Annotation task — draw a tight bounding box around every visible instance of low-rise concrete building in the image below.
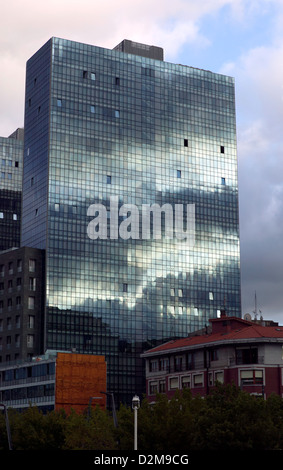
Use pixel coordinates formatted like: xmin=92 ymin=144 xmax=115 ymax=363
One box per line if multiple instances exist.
xmin=142 ymin=312 xmax=283 ymax=400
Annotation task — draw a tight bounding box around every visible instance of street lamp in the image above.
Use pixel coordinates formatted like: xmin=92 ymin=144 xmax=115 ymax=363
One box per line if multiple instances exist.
xmin=100 ymin=391 xmax=118 ymax=428
xmin=132 ymin=395 xmax=140 ymax=451
xmin=0 ymin=404 xmax=12 ymax=450
xmin=87 ymin=396 xmax=102 ymax=419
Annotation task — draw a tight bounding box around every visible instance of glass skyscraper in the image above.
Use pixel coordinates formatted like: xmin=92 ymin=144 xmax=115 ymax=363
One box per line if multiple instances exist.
xmin=21 ymin=38 xmax=241 ymax=404
xmin=0 ymin=129 xmax=23 ymax=252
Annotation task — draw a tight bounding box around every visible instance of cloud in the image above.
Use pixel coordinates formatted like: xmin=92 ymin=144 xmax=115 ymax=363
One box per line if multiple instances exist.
xmin=221 ymin=31 xmax=283 ymax=319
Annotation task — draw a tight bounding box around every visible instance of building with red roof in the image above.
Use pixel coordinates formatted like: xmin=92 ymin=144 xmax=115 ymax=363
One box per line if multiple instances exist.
xmin=141 ymin=311 xmax=283 ymax=400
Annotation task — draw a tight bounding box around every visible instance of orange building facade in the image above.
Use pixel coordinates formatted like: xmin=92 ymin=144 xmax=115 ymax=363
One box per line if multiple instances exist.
xmin=55 ymin=352 xmax=107 ymax=413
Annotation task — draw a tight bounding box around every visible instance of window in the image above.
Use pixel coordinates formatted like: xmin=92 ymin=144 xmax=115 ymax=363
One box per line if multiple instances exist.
xmin=0 ymin=212 xmax=3 ymax=219
xmin=181 ymin=376 xmax=191 ymax=388
xmin=13 ymin=214 xmax=17 ymax=221
xmin=174 ymin=356 xmax=183 ymax=372
xmin=83 ymin=70 xmax=96 ymax=80
xmin=236 ymin=348 xmax=258 ymax=365
xmin=193 ymin=373 xmax=203 ymax=387
xmin=29 ymin=278 xmax=36 ymax=291
xmin=210 ymin=349 xmax=218 ymax=361
xmin=169 ymin=377 xmax=179 ymax=390
xmin=115 ymin=110 xmax=120 ymax=118
xmin=159 ymin=358 xmax=169 ymax=371
xmin=159 ymin=380 xmax=166 ymax=393
xmin=123 ymin=283 xmax=128 ymax=293
xmin=57 ymin=99 xmax=62 ymax=107
xmin=107 ymin=175 xmax=112 ymax=184
xmin=149 ymin=360 xmax=158 ymax=372
xmin=177 ymin=169 xmax=181 ymax=178
xmin=221 ymin=177 xmax=226 ymax=185
xmin=90 ymin=105 xmax=95 ymax=114
xmin=28 ymin=316 xmax=35 ymax=329
xmin=17 ymin=259 xmax=22 ymax=271
xmin=54 ymin=203 xmax=60 ymax=212
xmin=30 ymin=177 xmax=34 ymax=186
xmin=28 ymin=296 xmax=35 ymax=310
xmin=220 ymin=145 xmax=225 ymax=153
xmin=240 ymin=369 xmax=263 ymax=385
xmin=29 ymin=259 xmax=36 ymax=272
xmin=184 ymin=139 xmax=188 ymax=147
xmin=149 ymin=381 xmax=158 ymax=395
xmin=215 ymin=371 xmax=224 ymax=384
xmin=209 ymin=291 xmax=214 ymax=300
xmin=27 ymin=335 xmax=34 ymax=348
xmin=15 ymin=161 xmax=19 ymax=168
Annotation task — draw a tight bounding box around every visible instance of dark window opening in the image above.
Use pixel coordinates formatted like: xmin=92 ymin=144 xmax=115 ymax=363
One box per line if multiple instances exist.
xmin=220 ymin=145 xmax=225 ymax=153
xmin=236 ymin=348 xmax=258 ymax=365
xmin=184 ymin=139 xmax=188 ymax=147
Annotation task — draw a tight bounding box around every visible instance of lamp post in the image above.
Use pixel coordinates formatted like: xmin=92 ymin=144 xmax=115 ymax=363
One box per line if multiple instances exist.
xmin=0 ymin=404 xmax=12 ymax=450
xmin=100 ymin=391 xmax=118 ymax=428
xmin=87 ymin=396 xmax=102 ymax=419
xmin=132 ymin=395 xmax=140 ymax=451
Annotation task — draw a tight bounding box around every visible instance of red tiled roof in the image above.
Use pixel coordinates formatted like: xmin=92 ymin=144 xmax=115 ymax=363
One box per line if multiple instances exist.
xmin=143 ymin=323 xmax=283 ymax=355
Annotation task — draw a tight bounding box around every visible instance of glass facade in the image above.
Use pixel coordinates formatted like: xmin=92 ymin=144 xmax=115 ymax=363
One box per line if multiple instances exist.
xmin=0 ymin=131 xmax=23 ymax=251
xmin=21 ymin=38 xmax=241 ymax=404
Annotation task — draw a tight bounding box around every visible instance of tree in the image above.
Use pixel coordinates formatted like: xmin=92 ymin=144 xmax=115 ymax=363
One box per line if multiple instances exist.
xmin=63 ymin=406 xmax=118 ymax=450
xmin=8 ymin=406 xmax=66 ymax=450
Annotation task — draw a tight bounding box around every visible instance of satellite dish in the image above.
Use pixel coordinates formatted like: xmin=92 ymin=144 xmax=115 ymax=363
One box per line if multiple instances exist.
xmin=244 ymin=313 xmax=252 ymax=321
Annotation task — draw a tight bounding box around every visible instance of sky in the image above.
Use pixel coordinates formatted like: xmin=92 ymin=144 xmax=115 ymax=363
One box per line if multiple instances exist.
xmin=1 ymin=0 xmax=283 ymax=323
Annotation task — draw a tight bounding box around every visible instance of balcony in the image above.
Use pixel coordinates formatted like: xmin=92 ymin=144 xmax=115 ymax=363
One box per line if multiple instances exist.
xmin=228 ymin=356 xmax=264 ymax=366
